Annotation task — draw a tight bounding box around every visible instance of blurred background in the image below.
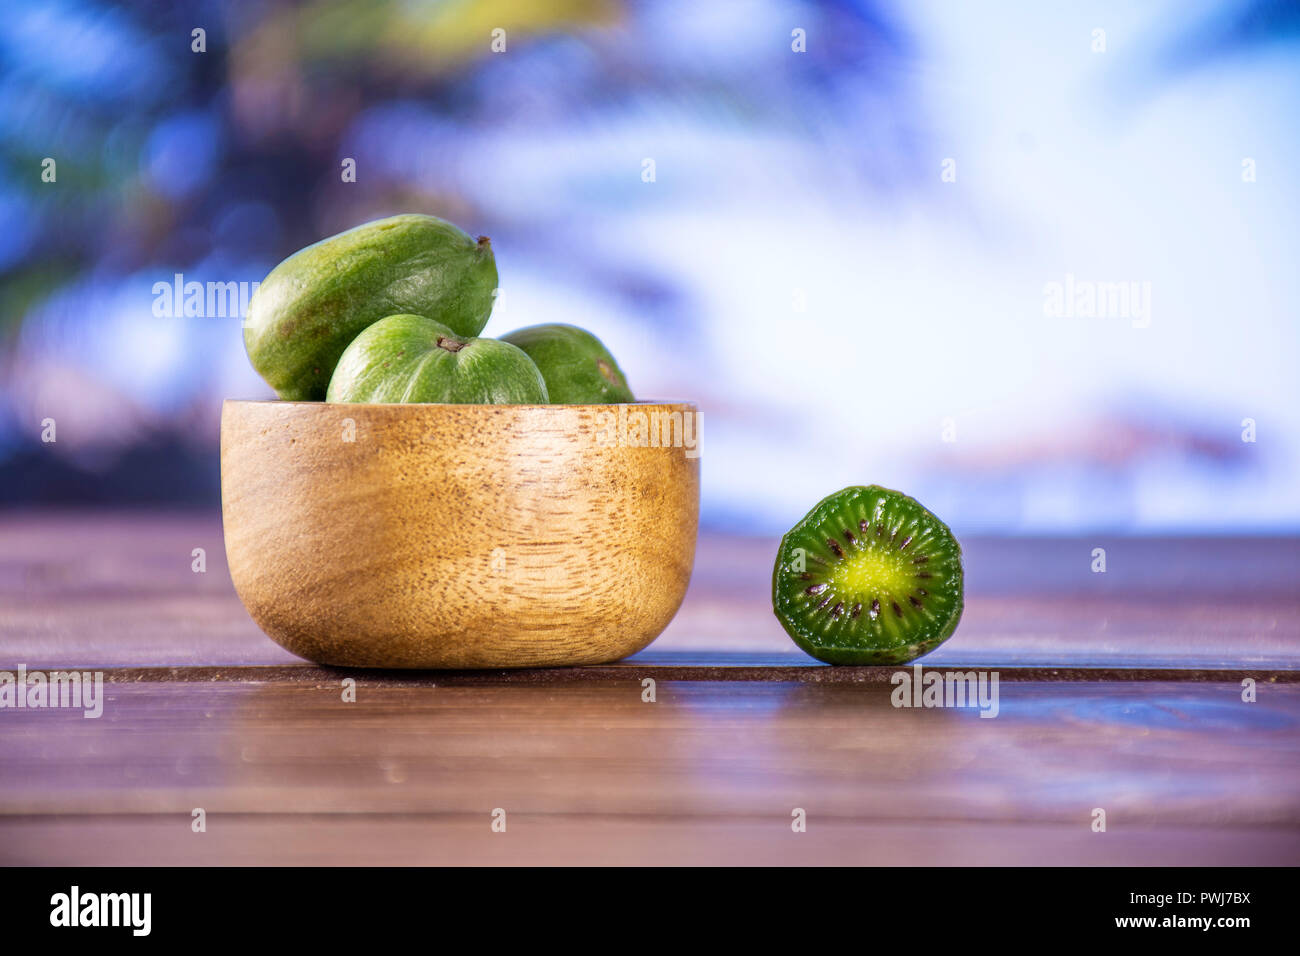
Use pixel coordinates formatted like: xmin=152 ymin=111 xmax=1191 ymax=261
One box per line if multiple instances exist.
xmin=1 ymin=0 xmax=1297 ymax=535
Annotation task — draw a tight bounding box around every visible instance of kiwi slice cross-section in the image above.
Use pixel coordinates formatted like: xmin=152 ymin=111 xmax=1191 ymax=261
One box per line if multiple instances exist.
xmin=772 ymin=485 xmax=964 ymax=665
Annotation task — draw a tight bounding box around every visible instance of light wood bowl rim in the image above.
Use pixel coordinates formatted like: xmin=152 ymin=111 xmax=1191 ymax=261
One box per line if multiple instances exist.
xmin=224 ymin=398 xmax=698 ymax=409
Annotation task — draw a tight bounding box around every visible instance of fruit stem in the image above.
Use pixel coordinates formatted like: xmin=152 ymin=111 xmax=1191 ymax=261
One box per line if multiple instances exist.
xmin=436 ymin=336 xmax=466 ymax=353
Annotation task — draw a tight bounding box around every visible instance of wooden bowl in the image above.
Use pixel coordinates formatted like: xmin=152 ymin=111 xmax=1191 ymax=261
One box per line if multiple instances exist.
xmin=220 ymin=399 xmax=700 ymax=668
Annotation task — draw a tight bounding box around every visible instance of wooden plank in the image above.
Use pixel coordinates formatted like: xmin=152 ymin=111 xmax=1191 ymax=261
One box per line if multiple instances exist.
xmin=2 ymin=515 xmax=1298 ymax=867
xmin=93 ymin=662 xmax=1300 ymax=684
xmin=1 ymin=682 xmax=1295 ymax=823
xmin=4 ymin=816 xmax=1295 ymax=866
xmin=2 ymin=514 xmax=1298 ymax=670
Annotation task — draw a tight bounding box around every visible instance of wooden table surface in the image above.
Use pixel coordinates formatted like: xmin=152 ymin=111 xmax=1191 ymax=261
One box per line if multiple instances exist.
xmin=1 ymin=513 xmax=1297 ymax=865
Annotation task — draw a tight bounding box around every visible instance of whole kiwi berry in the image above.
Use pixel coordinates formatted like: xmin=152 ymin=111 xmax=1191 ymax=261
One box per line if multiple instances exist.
xmin=244 ymin=214 xmax=499 ymax=401
xmin=499 ymin=323 xmax=634 ymax=404
xmin=326 ymin=314 xmax=548 ymax=405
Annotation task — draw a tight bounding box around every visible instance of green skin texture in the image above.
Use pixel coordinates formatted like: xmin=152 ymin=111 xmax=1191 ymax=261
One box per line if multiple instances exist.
xmin=245 ymin=214 xmax=499 ymax=401
xmin=326 ymin=314 xmax=548 ymax=405
xmin=772 ymin=485 xmax=964 ymax=665
xmin=499 ymin=323 xmax=634 ymax=404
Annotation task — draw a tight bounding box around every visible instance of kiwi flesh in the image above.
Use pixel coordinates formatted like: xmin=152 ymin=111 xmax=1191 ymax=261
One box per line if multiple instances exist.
xmin=772 ymin=485 xmax=963 ymax=665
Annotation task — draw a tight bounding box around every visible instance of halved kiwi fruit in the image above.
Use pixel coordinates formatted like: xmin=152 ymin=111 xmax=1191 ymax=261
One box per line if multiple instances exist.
xmin=772 ymin=486 xmax=963 ymax=665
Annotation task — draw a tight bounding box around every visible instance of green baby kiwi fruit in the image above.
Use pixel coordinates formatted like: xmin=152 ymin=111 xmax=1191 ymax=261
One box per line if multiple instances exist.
xmin=499 ymin=323 xmax=634 ymax=404
xmin=772 ymin=486 xmax=964 ymax=665
xmin=326 ymin=313 xmax=548 ymax=405
xmin=245 ymin=214 xmax=499 ymax=400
